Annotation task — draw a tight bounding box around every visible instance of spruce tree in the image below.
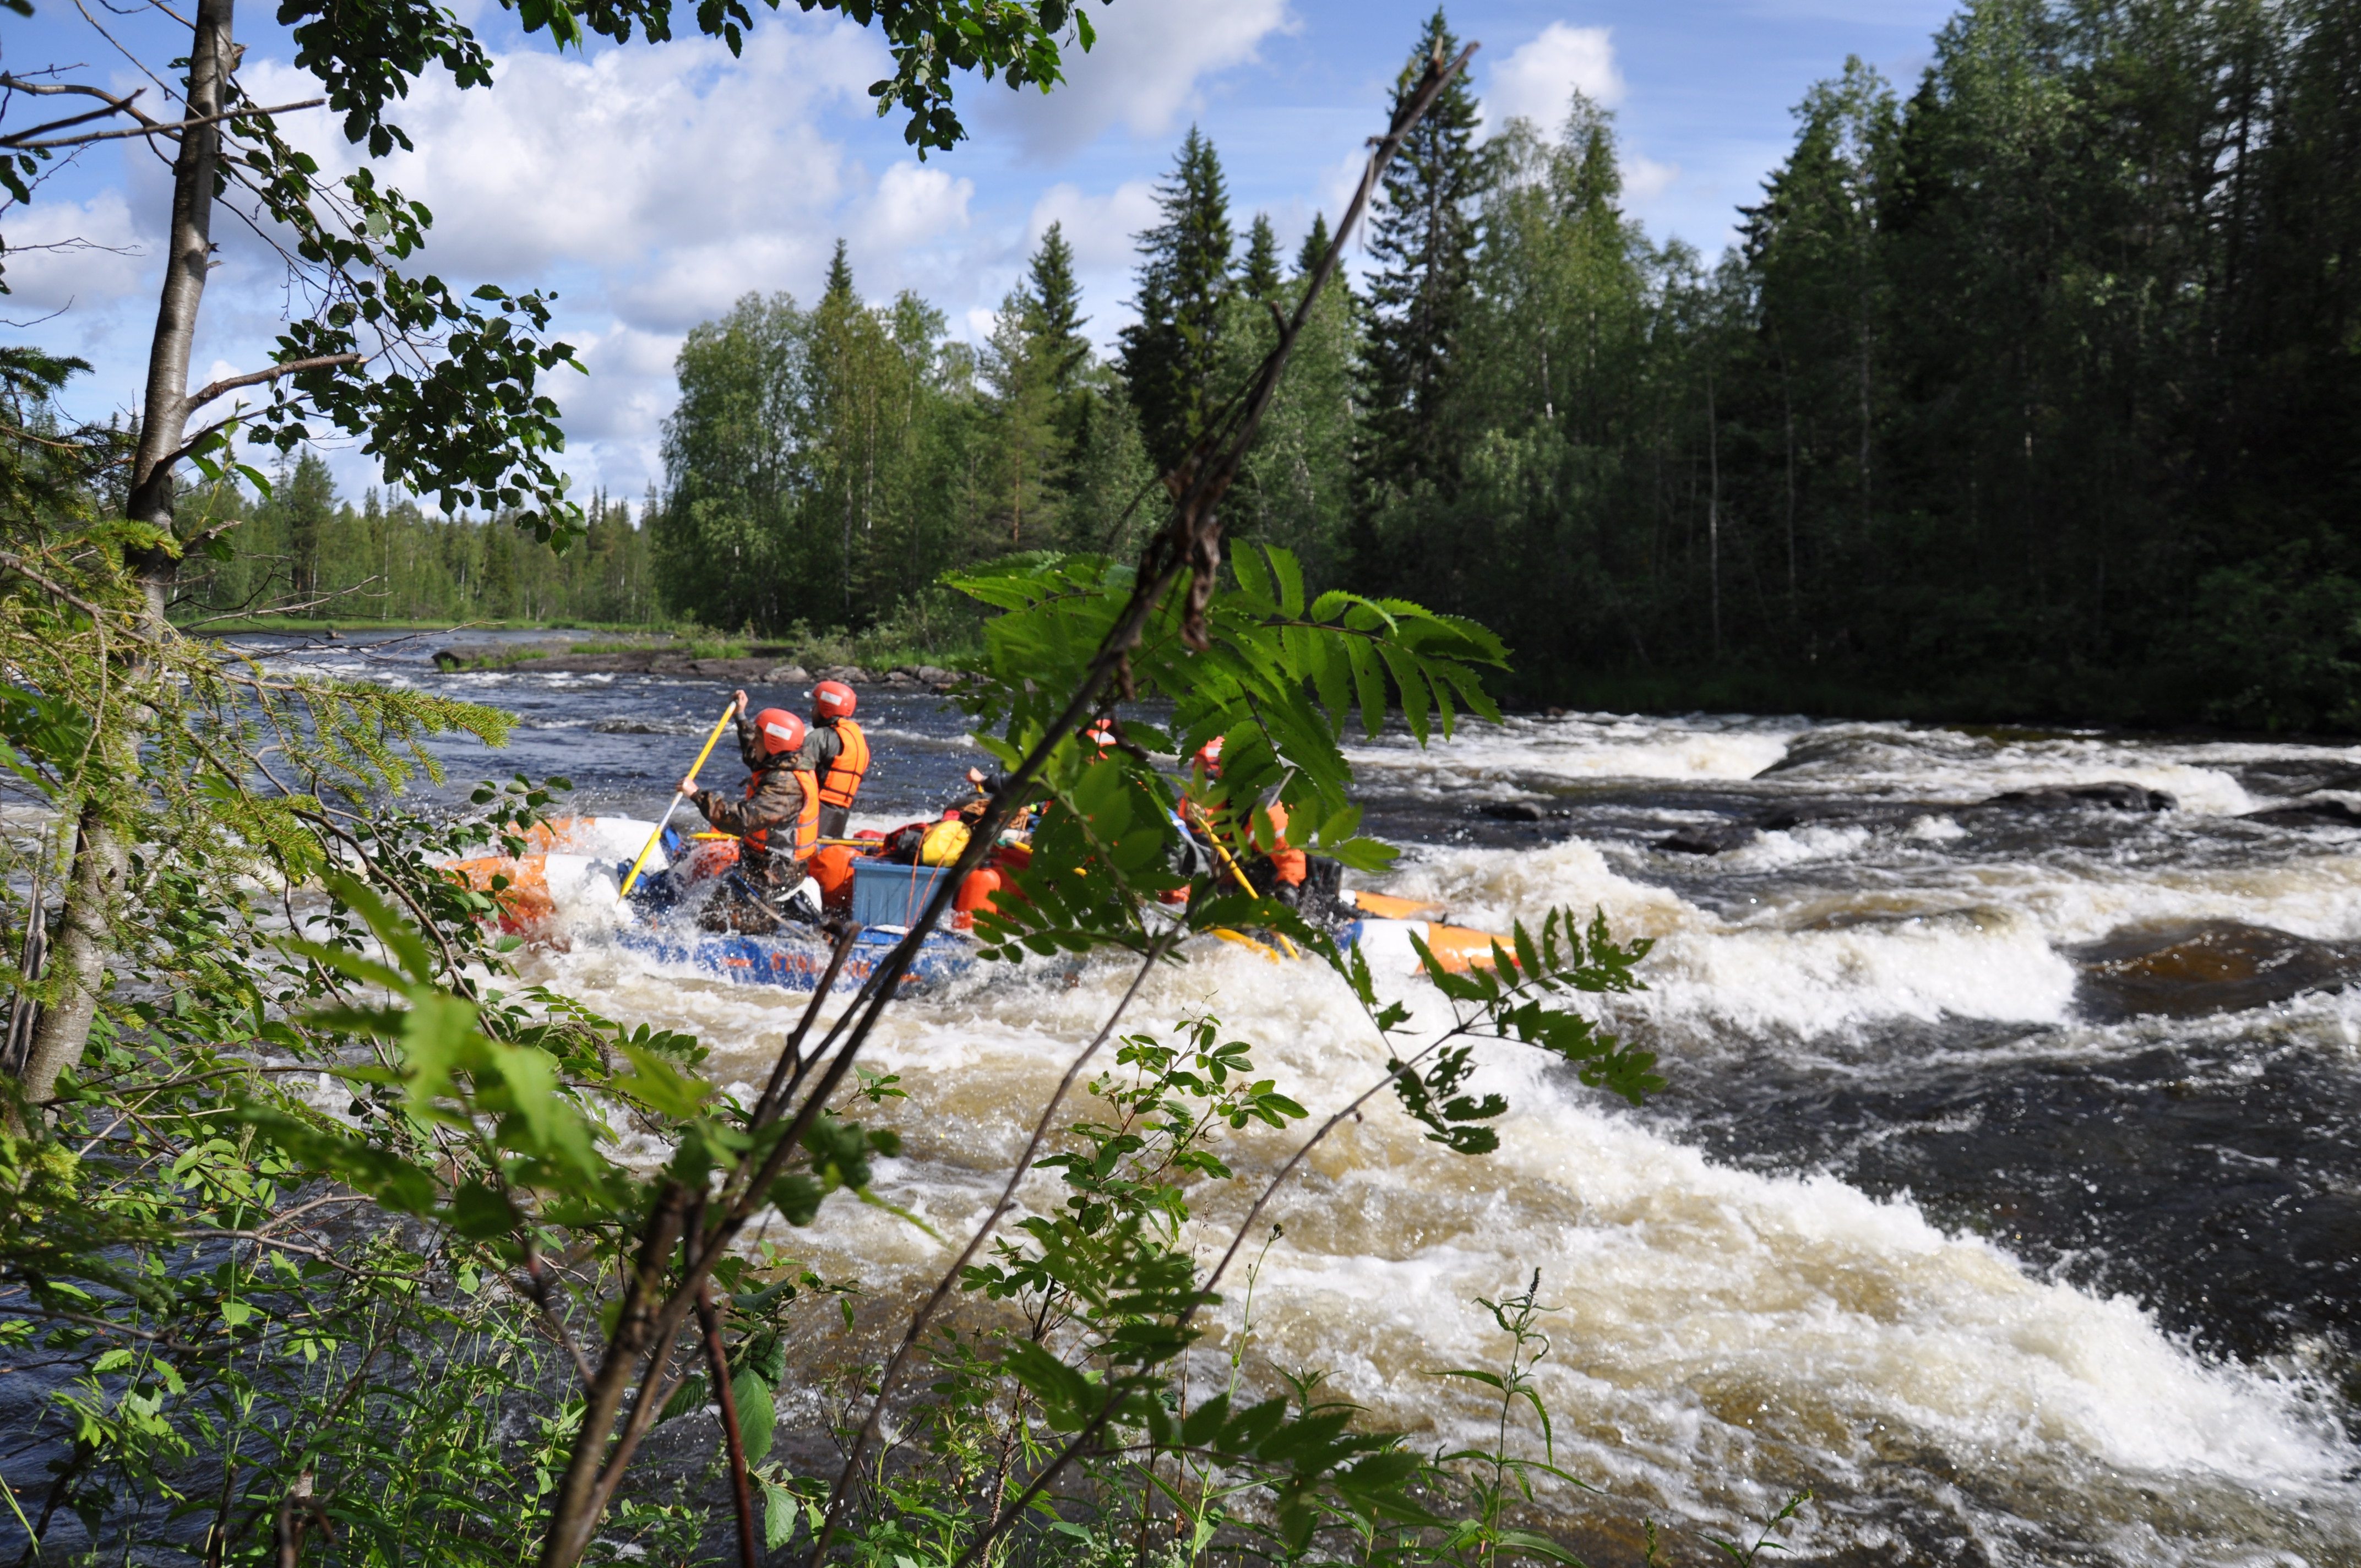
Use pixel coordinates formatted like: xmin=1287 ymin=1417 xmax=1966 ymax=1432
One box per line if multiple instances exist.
xmin=1021 ymin=221 xmax=1091 ymax=394
xmin=1241 ymin=213 xmax=1282 ymax=299
xmin=1294 ymin=213 xmax=1334 ymax=279
xmin=1120 ymin=126 xmax=1236 ymax=472
xmin=1359 ymin=7 xmax=1489 ymax=504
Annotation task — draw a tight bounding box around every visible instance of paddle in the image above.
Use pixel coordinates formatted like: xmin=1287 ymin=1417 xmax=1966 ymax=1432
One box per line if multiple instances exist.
xmin=617 ymin=699 xmax=739 ymax=902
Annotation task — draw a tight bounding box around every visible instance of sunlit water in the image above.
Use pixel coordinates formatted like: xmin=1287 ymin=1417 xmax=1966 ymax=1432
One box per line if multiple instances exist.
xmin=260 ymin=632 xmax=2361 ymax=1566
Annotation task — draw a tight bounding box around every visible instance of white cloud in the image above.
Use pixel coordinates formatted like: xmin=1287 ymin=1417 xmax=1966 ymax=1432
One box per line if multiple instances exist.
xmin=1027 ymin=178 xmax=1160 ymax=272
xmin=3 ymin=189 xmax=150 ymax=315
xmin=239 ymin=21 xmax=882 ymax=293
xmin=987 ymin=0 xmax=1293 ymax=154
xmin=858 ymin=162 xmax=975 ymax=257
xmin=1624 ymin=153 xmax=1680 ymax=201
xmin=1485 ymin=23 xmax=1625 ymax=131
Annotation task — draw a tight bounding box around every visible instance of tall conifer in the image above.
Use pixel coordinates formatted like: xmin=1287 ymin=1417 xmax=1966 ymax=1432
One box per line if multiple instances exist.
xmin=1120 ymin=126 xmax=1235 ymax=472
xmin=1359 ymin=8 xmax=1489 ymax=504
xmin=1021 ymin=221 xmax=1091 ymax=394
xmin=1241 ymin=213 xmax=1282 ymax=299
xmin=1294 ymin=213 xmax=1334 ymax=279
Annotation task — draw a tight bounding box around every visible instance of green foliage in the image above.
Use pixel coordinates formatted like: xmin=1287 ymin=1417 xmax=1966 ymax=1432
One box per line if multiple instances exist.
xmin=952 ymin=543 xmax=1504 ymax=954
xmin=1381 ymin=906 xmax=1663 ymax=1145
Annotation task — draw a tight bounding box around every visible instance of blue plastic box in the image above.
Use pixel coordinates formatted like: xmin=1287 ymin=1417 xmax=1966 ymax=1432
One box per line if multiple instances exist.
xmin=850 ymin=861 xmax=953 ymax=929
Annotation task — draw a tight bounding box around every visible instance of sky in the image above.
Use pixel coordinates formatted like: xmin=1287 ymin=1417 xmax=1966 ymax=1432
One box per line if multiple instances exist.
xmin=6 ymin=0 xmax=1959 ymax=507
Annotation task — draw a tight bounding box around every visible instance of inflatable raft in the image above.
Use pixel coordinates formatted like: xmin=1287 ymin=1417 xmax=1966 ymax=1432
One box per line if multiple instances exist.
xmin=615 ymin=923 xmax=978 ymax=992
xmin=442 ymin=817 xmax=1517 ymax=994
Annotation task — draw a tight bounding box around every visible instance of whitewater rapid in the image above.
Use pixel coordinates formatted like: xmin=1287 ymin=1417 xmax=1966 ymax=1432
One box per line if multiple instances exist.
xmin=258 ymin=633 xmax=2357 ymax=1566
xmin=498 ymin=704 xmax=2361 ymax=1567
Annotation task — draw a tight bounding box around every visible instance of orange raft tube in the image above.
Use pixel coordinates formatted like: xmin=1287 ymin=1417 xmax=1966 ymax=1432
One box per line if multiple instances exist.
xmin=1335 ymin=889 xmax=1515 ymax=975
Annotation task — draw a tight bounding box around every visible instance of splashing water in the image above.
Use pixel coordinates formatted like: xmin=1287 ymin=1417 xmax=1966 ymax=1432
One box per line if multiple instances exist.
xmin=274 ymin=635 xmax=2361 ymax=1566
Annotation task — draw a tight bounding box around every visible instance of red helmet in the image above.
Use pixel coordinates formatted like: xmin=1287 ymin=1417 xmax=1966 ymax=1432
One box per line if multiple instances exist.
xmin=812 ymin=680 xmax=856 ymax=721
xmin=1080 ymin=721 xmax=1116 ymax=756
xmin=1193 ymin=736 xmax=1225 ymax=777
xmin=754 ymin=707 xmax=806 ymax=756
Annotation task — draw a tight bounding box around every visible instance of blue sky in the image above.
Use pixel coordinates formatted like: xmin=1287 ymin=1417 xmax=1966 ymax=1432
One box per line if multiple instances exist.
xmin=6 ymin=0 xmax=1957 ymax=503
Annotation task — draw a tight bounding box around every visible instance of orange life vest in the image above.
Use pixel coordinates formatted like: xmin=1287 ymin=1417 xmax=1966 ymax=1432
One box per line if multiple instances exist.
xmin=818 ymin=718 xmax=869 ymax=812
xmin=743 ymin=767 xmax=821 ymax=864
xmin=1259 ymin=801 xmax=1307 ymax=887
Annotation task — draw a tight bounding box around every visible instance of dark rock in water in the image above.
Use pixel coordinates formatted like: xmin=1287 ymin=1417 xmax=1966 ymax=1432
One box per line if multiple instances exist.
xmin=814 ymin=663 xmax=869 ymax=684
xmin=2232 ymin=758 xmax=2361 ymax=798
xmin=2243 ymin=798 xmax=2361 ymax=828
xmin=592 ymin=718 xmax=703 ymax=736
xmin=1480 ymin=801 xmax=1547 ymax=823
xmin=2071 ymin=920 xmax=2361 ymax=1019
xmin=1657 ymin=826 xmax=1751 ymax=856
xmin=683 ymin=656 xmax=783 ymax=678
xmin=767 ymin=663 xmax=813 ymax=684
xmin=1756 ymin=800 xmax=1891 ymax=832
xmin=1983 ymin=782 xmax=2176 ymax=813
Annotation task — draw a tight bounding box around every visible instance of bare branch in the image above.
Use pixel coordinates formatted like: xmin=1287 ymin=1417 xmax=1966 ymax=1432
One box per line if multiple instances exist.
xmin=1 ymin=95 xmax=327 ymax=152
xmin=176 ymin=576 xmax=391 ymax=631
xmin=812 ymin=926 xmax=1178 ymax=1564
xmin=698 ymin=1283 xmax=760 ymax=1568
xmin=521 ymin=1239 xmax=599 ymax=1387
xmin=185 ymin=351 xmax=363 ymax=413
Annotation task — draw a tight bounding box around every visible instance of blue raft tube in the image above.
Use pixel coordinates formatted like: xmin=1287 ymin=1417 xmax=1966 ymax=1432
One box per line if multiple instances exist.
xmin=617 ymin=838 xmax=977 ymax=994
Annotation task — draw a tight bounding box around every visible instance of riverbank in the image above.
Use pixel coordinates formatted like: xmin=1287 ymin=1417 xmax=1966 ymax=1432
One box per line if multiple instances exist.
xmin=424 ymin=635 xmax=964 ymax=689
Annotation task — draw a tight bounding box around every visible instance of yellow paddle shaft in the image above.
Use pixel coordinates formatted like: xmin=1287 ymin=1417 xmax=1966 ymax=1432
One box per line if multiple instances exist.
xmin=1201 ymin=808 xmax=1301 ymax=960
xmin=617 ymin=701 xmax=738 ymax=901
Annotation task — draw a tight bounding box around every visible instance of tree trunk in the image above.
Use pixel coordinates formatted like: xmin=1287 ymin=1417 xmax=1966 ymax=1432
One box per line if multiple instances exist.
xmin=14 ymin=0 xmax=232 ymax=1117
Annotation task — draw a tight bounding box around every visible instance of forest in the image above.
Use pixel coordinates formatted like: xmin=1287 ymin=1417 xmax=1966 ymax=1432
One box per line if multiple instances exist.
xmin=181 ymin=0 xmax=2361 ymax=730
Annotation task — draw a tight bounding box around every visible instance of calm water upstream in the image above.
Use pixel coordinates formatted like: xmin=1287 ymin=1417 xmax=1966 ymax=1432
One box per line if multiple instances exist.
xmin=256 ymin=630 xmax=2361 ymax=1567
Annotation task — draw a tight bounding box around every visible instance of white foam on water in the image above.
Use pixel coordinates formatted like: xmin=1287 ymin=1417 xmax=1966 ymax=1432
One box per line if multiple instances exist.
xmin=1743 ymin=721 xmax=2282 ymax=816
xmin=1346 ymin=712 xmax=1805 ymax=796
xmin=507 ymin=934 xmax=2357 ymax=1562
xmin=1720 ymin=822 xmax=1874 ymax=870
xmin=1372 ymin=837 xmax=2079 ymax=1032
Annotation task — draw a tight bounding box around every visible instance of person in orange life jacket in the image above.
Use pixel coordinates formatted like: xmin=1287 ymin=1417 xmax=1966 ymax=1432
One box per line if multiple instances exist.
xmin=797 ymin=679 xmax=868 ymax=839
xmin=680 ymin=690 xmax=820 ymax=886
xmin=1182 ymin=736 xmax=1308 ymax=902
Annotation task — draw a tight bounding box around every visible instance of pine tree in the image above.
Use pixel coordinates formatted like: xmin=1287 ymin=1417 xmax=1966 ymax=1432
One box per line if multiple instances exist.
xmin=1120 ymin=126 xmax=1235 ymax=473
xmin=1241 ymin=213 xmax=1282 ymax=299
xmin=1359 ymin=7 xmax=1490 ymax=505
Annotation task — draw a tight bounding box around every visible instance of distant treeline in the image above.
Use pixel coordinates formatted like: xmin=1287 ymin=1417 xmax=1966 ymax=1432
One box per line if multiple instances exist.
xmin=186 ymin=0 xmax=2361 ymax=726
xmin=178 ymin=475 xmax=656 ymax=627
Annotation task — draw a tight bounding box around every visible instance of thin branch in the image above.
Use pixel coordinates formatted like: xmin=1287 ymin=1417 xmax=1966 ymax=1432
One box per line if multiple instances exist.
xmin=2 ymin=96 xmax=326 ymax=152
xmin=521 ymin=1239 xmax=599 ymax=1386
xmin=812 ymin=926 xmax=1177 ymax=1563
xmin=0 ymin=548 xmax=122 ymax=625
xmin=698 ymin=1283 xmax=760 ymax=1568
xmin=183 ymin=351 xmax=362 ymax=414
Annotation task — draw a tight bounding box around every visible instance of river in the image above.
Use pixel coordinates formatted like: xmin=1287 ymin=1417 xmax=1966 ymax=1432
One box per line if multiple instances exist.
xmin=260 ymin=630 xmax=2361 ymax=1567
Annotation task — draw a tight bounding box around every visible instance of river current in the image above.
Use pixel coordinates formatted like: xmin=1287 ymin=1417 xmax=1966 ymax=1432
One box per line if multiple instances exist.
xmin=262 ymin=631 xmax=2361 ymax=1567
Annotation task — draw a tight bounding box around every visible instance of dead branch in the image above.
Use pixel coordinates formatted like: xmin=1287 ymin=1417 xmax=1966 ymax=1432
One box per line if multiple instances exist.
xmin=184 ymin=351 xmax=363 ymax=415
xmin=1 ymin=94 xmax=327 ymax=152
